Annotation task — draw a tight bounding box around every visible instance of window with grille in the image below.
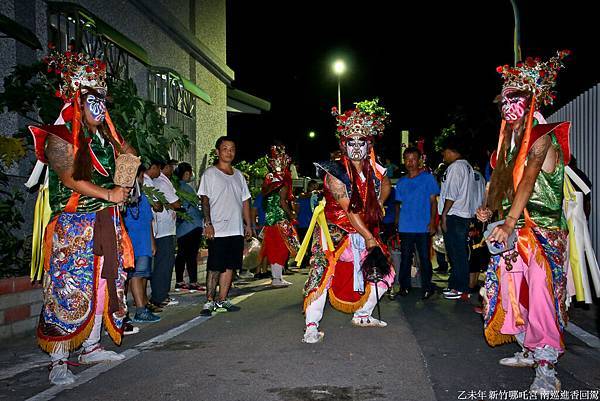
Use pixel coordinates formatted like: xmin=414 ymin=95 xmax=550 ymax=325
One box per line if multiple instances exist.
xmin=47 ymin=9 xmax=129 ymax=81
xmin=148 ymin=71 xmax=196 ymax=167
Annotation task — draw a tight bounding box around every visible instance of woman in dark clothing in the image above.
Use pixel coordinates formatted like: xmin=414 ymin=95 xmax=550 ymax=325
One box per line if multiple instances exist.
xmin=174 ymin=163 xmax=204 ymax=292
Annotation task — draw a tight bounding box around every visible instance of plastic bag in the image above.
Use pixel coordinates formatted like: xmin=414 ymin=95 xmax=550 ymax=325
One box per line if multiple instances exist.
xmin=242 ymin=237 xmax=262 ymax=269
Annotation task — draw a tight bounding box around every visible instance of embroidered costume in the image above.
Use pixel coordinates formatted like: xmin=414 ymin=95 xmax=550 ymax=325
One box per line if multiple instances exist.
xmin=483 ymin=50 xmax=572 ymax=392
xmin=299 ymin=99 xmax=395 ymax=343
xmin=28 ymin=48 xmax=133 ymax=384
xmin=260 ymin=145 xmax=300 ymax=286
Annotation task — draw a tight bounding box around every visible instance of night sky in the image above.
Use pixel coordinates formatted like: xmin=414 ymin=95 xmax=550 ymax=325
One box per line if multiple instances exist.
xmin=226 ymin=1 xmax=598 ymax=174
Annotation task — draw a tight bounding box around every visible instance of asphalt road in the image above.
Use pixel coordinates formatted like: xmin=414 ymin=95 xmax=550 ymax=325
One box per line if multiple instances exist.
xmin=1 ymin=270 xmax=599 ymax=401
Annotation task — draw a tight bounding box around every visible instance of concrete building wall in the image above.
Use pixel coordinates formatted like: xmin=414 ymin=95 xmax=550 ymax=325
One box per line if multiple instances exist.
xmin=195 ymin=65 xmax=227 ymax=168
xmin=159 ymin=0 xmax=190 ymax=30
xmin=196 ymin=0 xmax=227 ymax=62
xmin=194 ymin=0 xmax=228 ymax=171
xmin=0 ymin=2 xmax=18 ymax=143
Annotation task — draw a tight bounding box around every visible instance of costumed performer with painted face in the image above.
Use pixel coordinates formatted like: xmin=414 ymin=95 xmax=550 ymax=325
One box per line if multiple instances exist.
xmin=260 ymin=143 xmax=301 ymax=287
xmin=477 ymin=50 xmax=572 ymax=393
xmin=29 ymin=47 xmax=136 ymax=384
xmin=302 ymin=99 xmax=394 ymax=344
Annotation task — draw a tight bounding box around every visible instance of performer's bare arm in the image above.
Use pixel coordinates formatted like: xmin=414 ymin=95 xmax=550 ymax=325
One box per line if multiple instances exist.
xmin=262 ymin=180 xmax=279 ymax=196
xmin=46 ymin=135 xmax=129 ymax=203
xmin=326 ymin=173 xmax=377 ymax=250
xmin=201 ymin=195 xmax=214 ymax=239
xmin=119 ymin=141 xmax=137 ymax=156
xmin=476 ymin=183 xmax=492 ymax=222
xmin=488 ymin=135 xmax=553 ymax=243
xmin=279 ymin=185 xmax=295 ymax=220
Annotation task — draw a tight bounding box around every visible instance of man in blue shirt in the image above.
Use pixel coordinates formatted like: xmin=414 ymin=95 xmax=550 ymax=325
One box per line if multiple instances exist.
xmin=394 ymin=147 xmax=440 ymax=299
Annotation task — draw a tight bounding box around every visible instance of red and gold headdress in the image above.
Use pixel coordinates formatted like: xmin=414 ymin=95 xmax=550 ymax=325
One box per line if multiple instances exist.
xmin=32 ymin=47 xmax=123 ymax=181
xmin=267 ymin=144 xmax=291 ymax=175
xmin=43 ymin=45 xmax=107 ymax=102
xmin=332 ymin=98 xmax=389 ymax=139
xmin=496 ymin=50 xmax=570 ymax=108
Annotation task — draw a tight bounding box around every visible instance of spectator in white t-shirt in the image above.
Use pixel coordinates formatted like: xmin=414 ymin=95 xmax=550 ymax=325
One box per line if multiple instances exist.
xmin=149 ymin=159 xmax=181 ymax=310
xmin=198 ymin=137 xmax=252 ymax=316
xmin=438 ymin=138 xmax=482 ymax=300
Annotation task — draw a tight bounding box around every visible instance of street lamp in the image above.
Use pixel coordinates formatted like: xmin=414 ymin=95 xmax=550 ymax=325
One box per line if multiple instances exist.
xmin=308 ymin=131 xmax=316 ymax=139
xmin=332 ymin=60 xmax=346 ymax=112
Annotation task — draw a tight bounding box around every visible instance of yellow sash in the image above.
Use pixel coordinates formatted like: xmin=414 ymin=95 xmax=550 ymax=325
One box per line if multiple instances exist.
xmin=564 ymin=173 xmax=586 ymax=302
xmin=295 ymin=199 xmax=334 ymax=266
xmin=30 ymin=181 xmax=51 ymax=281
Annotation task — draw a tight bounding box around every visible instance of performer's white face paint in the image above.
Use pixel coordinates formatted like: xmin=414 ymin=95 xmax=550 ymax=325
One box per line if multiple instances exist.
xmin=501 ymin=95 xmax=527 ymax=122
xmin=346 ymin=138 xmax=368 ymax=161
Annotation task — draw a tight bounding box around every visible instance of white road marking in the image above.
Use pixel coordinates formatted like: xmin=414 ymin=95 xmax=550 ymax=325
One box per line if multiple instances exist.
xmin=565 ymin=322 xmax=600 ymax=349
xmin=0 ymin=358 xmax=50 ymax=381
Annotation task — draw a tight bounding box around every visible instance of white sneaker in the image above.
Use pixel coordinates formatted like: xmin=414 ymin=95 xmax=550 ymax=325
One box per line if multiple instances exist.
xmin=351 ymin=316 xmax=388 ymax=327
xmin=78 ymin=346 xmax=125 ymax=364
xmin=49 ymin=361 xmax=76 ymax=385
xmin=162 ymin=298 xmax=179 ymax=307
xmin=302 ymin=327 xmax=324 ymax=344
xmin=499 ymin=350 xmax=534 ymax=367
xmin=271 ymin=278 xmax=291 ymax=287
xmin=442 ymin=288 xmax=454 ymax=296
xmin=238 ymin=270 xmax=255 ymax=279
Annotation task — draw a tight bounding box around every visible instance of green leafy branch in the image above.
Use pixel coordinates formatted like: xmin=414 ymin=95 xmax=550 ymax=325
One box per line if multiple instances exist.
xmin=355 ymin=98 xmax=388 ymax=118
xmin=434 ymin=123 xmax=457 ymax=152
xmin=235 ymin=156 xmax=269 ymax=198
xmin=141 ymin=184 xmax=195 ymax=223
xmin=108 ymin=78 xmax=189 ymax=166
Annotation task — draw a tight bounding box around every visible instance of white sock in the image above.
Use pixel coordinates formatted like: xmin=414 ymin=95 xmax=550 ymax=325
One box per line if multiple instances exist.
xmin=305 ymin=290 xmax=327 ymax=328
xmin=82 ymin=315 xmax=103 ymax=352
xmin=353 ymin=284 xmax=383 ymax=318
xmin=272 ymin=264 xmax=283 ymax=280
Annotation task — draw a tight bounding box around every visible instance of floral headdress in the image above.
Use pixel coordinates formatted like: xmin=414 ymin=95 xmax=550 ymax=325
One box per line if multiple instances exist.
xmin=43 ymin=45 xmax=107 ymax=102
xmin=496 ymin=50 xmax=570 ymax=108
xmin=331 ymin=98 xmax=389 ymax=139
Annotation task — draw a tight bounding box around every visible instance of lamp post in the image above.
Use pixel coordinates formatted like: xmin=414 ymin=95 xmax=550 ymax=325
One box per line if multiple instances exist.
xmin=308 ymin=131 xmax=316 ymax=139
xmin=332 ymin=60 xmax=346 ymax=112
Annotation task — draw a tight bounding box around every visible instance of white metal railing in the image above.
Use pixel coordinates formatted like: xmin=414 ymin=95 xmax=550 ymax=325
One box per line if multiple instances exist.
xmin=548 ymin=83 xmax=600 ymax=257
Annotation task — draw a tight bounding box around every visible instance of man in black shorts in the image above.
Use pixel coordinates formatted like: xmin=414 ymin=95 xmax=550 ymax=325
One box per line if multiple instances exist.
xmin=198 ymin=137 xmax=253 ymax=315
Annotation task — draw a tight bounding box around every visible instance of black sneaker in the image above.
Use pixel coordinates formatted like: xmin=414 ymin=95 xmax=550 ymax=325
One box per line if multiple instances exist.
xmin=123 ymin=321 xmax=140 ymax=335
xmin=146 ymin=302 xmax=163 ymax=313
xmin=200 ymin=300 xmax=215 ymax=316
